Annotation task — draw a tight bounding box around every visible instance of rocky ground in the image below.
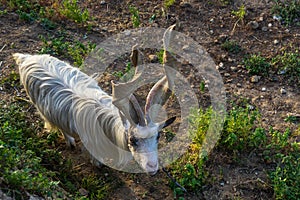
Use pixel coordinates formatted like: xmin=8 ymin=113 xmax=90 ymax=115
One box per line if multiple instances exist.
xmin=0 ymin=0 xmax=299 ymax=199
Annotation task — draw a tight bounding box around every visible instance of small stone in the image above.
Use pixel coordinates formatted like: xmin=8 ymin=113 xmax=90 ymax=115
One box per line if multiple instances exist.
xmin=262 ymin=87 xmax=266 ymax=92
xmin=148 ymin=54 xmax=158 ymax=62
xmin=180 ymin=2 xmax=192 ymax=8
xmin=262 ymin=26 xmax=268 ymax=32
xmin=210 ymin=30 xmax=214 ymax=34
xmin=210 ymin=18 xmax=214 ymax=22
xmin=273 ymin=39 xmax=279 ymax=45
xmin=247 ymin=21 xmax=259 ymax=29
xmin=124 ymin=30 xmax=131 ymax=36
xmin=220 ymin=182 xmax=225 ymax=186
xmin=237 ymin=83 xmax=242 ymax=87
xmin=79 ymin=188 xmax=89 ymax=196
xmin=280 ymin=88 xmax=287 ymax=94
xmin=224 ymin=73 xmax=230 ymax=77
xmin=230 ymin=66 xmax=238 ymax=71
xmin=250 ymin=75 xmax=260 ymax=83
xmin=219 ymin=62 xmax=224 ymax=68
xmin=100 ymin=0 xmax=106 ymax=5
xmin=268 ymin=23 xmax=272 ymax=27
xmin=273 ymin=15 xmax=282 ymax=21
xmin=258 ymin=16 xmax=264 ymax=22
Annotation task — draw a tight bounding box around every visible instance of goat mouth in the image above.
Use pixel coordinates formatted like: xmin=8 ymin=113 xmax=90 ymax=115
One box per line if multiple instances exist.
xmin=147 ymin=170 xmax=158 ymax=176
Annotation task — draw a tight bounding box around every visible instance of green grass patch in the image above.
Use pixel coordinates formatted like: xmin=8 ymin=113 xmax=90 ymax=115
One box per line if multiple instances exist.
xmin=243 ymin=54 xmax=270 ymax=75
xmin=221 ymin=39 xmax=242 ymax=54
xmin=0 ymin=100 xmax=112 ymax=199
xmin=272 ymin=0 xmax=300 ymax=26
xmin=129 ymin=5 xmax=140 ymax=28
xmin=39 ymin=33 xmax=96 ymax=67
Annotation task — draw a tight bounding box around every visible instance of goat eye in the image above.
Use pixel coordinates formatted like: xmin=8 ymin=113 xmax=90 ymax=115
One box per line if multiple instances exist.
xmin=129 ymin=137 xmax=138 ymax=146
xmin=157 ymin=132 xmax=161 ymax=140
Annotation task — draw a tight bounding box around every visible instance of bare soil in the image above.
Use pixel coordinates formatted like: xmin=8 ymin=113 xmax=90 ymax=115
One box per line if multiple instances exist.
xmin=0 ymin=0 xmax=299 ymax=199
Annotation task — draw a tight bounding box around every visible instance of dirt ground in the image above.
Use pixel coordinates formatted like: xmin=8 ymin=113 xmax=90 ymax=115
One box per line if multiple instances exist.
xmin=0 ymin=0 xmax=299 ymax=199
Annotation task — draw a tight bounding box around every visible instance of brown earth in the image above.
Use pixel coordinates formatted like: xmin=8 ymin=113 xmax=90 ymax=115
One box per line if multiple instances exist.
xmin=0 ymin=0 xmax=299 ymax=199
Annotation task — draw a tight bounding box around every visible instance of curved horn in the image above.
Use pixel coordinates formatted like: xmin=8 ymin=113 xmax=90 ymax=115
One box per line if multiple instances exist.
xmin=112 ymin=45 xmax=146 ymax=126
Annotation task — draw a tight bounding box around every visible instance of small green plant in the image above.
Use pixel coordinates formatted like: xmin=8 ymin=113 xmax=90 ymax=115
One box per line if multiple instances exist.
xmin=113 ymin=62 xmax=132 ymax=78
xmin=221 ymin=39 xmax=242 ymax=54
xmin=60 ymin=0 xmax=90 ymax=24
xmin=156 ymin=49 xmax=165 ymax=64
xmin=232 ymin=5 xmax=246 ymax=20
xmin=0 ymin=9 xmax=8 ymax=16
xmin=129 ymin=6 xmax=140 ymax=28
xmin=272 ymin=50 xmax=300 ymax=84
xmin=39 ymin=34 xmax=95 ymax=67
xmin=267 ymin=127 xmax=291 ymax=150
xmin=231 ymin=5 xmax=246 ymax=34
xmin=164 ymin=0 xmax=176 ymax=9
xmin=272 ymin=0 xmax=300 ymax=26
xmin=243 ymin=54 xmax=270 ymax=75
xmin=169 ymin=107 xmax=212 ymax=197
xmin=221 ymin=105 xmax=260 ymax=151
xmin=199 ymin=81 xmax=205 ymax=93
xmin=270 ymin=151 xmax=300 ymax=200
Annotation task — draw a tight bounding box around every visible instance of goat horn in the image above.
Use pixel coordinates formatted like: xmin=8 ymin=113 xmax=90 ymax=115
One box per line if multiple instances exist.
xmin=112 ymin=45 xmax=146 ymax=126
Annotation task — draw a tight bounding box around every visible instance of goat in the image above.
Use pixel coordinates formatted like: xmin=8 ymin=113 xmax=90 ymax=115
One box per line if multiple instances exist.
xmin=13 ymin=28 xmax=176 ymax=175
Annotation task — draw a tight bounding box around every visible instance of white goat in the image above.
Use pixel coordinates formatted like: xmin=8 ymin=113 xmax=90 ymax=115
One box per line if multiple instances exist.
xmin=13 ymin=42 xmax=175 ymax=174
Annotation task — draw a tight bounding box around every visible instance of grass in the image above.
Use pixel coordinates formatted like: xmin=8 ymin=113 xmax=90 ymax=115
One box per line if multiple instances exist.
xmin=221 ymin=39 xmax=242 ymax=54
xmin=0 ymin=99 xmax=112 ymax=199
xmin=243 ymin=54 xmax=270 ymax=75
xmin=272 ymin=49 xmax=300 ymax=84
xmin=2 ymin=0 xmax=92 ymax=27
xmin=39 ymin=33 xmax=96 ymax=67
xmin=129 ymin=5 xmax=140 ymax=28
xmin=169 ymin=102 xmax=299 ymax=199
xmin=272 ymin=0 xmax=300 ymax=26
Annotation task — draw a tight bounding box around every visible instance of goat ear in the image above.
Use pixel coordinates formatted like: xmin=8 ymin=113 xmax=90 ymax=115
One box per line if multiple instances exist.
xmin=158 ymin=116 xmax=176 ymax=129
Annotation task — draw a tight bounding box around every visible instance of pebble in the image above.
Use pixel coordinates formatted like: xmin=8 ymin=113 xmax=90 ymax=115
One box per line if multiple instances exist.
xmin=262 ymin=26 xmax=268 ymax=32
xmin=250 ymin=75 xmax=261 ymax=83
xmin=247 ymin=21 xmax=259 ymax=29
xmin=237 ymin=83 xmax=242 ymax=87
xmin=280 ymin=88 xmax=287 ymax=94
xmin=230 ymin=66 xmax=238 ymax=71
xmin=100 ymin=0 xmax=106 ymax=5
xmin=273 ymin=39 xmax=279 ymax=45
xmin=180 ymin=1 xmax=192 ymax=8
xmin=268 ymin=23 xmax=272 ymax=27
xmin=124 ymin=30 xmax=131 ymax=36
xmin=224 ymin=73 xmax=230 ymax=77
xmin=262 ymin=87 xmax=266 ymax=92
xmin=220 ymin=182 xmax=225 ymax=186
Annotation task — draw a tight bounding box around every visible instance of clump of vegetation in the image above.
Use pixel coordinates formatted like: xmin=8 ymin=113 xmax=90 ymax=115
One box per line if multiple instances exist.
xmin=231 ymin=4 xmax=246 ymax=34
xmin=272 ymin=50 xmax=300 ymax=84
xmin=221 ymin=39 xmax=242 ymax=54
xmin=272 ymin=0 xmax=300 ymax=26
xmin=164 ymin=0 xmax=176 ymax=9
xmin=129 ymin=5 xmax=140 ymax=28
xmin=0 ymin=100 xmax=112 ymax=199
xmin=60 ymin=0 xmax=91 ymax=24
xmin=243 ymin=54 xmax=271 ymax=75
xmin=113 ymin=62 xmax=132 ymax=78
xmin=2 ymin=0 xmax=92 ymax=27
xmin=39 ymin=33 xmax=95 ymax=67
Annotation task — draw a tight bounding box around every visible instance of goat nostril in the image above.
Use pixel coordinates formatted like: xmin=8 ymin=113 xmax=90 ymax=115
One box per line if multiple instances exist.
xmin=147 ymin=163 xmax=158 ymax=168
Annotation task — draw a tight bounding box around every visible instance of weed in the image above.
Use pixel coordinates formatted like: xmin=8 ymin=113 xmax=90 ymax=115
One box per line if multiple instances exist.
xmin=221 ymin=104 xmax=260 ymax=151
xmin=113 ymin=62 xmax=132 ymax=78
xmin=199 ymin=81 xmax=205 ymax=93
xmin=272 ymin=0 xmax=300 ymax=26
xmin=221 ymin=39 xmax=242 ymax=54
xmin=219 ymin=0 xmax=233 ymax=5
xmin=243 ymin=54 xmax=270 ymax=75
xmin=270 ymin=151 xmax=300 ymax=200
xmin=60 ymin=0 xmax=90 ymax=24
xmin=267 ymin=127 xmax=291 ymax=150
xmin=39 ymin=34 xmax=95 ymax=67
xmin=129 ymin=5 xmax=140 ymax=28
xmin=231 ymin=5 xmax=246 ymax=34
xmin=232 ymin=5 xmax=246 ymax=21
xmin=156 ymin=49 xmax=165 ymax=64
xmin=164 ymin=0 xmax=176 ymax=9
xmin=272 ymin=50 xmax=300 ymax=84
xmin=0 ymin=9 xmax=8 ymax=16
